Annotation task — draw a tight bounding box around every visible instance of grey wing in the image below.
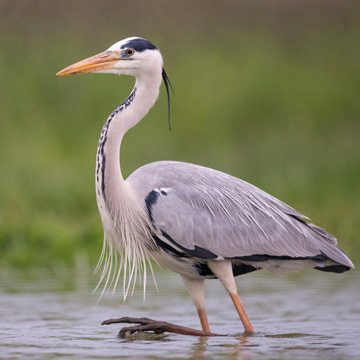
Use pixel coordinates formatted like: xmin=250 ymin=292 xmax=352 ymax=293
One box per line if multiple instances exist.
xmin=130 ymin=161 xmax=354 ymax=269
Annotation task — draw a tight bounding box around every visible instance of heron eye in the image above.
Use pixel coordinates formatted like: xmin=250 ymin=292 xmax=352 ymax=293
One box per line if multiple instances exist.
xmin=126 ymin=48 xmax=134 ymax=57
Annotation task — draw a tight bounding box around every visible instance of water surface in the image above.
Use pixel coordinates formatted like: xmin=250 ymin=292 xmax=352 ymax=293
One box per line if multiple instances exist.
xmin=1 ymin=269 xmax=359 ymax=359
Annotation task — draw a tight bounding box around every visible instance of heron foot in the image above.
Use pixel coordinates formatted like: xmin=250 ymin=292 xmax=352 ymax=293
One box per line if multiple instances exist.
xmin=101 ymin=316 xmax=223 ymax=337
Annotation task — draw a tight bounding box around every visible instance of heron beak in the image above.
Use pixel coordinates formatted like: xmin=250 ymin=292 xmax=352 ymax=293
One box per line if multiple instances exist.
xmin=56 ymin=50 xmax=121 ymax=76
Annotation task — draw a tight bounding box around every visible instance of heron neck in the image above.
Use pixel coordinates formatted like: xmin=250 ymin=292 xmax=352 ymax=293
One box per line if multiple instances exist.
xmin=96 ymin=73 xmax=162 ymax=210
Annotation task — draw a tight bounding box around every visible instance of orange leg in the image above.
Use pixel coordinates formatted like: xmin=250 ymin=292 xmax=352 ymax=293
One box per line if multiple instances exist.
xmin=230 ymin=292 xmax=254 ymax=333
xmin=196 ymin=307 xmax=211 ymax=332
xmin=181 ymin=276 xmax=212 ymax=332
xmin=208 ymin=260 xmax=255 ymax=334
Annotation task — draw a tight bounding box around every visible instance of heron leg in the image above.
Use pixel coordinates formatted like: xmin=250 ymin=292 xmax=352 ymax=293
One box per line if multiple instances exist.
xmin=208 ymin=260 xmax=255 ymax=334
xmin=229 ymin=292 xmax=254 ymax=334
xmin=181 ymin=276 xmax=211 ymax=332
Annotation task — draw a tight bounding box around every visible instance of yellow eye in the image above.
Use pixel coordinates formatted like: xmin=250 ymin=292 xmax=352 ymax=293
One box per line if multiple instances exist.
xmin=126 ymin=48 xmax=134 ymax=56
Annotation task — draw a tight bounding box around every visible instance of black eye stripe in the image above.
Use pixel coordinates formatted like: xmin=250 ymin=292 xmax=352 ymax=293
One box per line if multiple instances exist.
xmin=120 ymin=38 xmax=157 ymax=52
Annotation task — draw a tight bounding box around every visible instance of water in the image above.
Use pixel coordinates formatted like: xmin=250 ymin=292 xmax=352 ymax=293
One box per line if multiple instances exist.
xmin=1 ymin=269 xmax=359 ymax=359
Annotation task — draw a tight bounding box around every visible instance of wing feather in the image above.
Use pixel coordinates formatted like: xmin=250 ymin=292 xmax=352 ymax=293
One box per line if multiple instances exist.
xmin=127 ymin=161 xmax=353 ymax=269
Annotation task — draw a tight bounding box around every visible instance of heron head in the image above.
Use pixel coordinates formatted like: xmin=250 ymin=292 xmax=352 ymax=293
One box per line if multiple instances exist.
xmin=56 ymin=37 xmax=163 ymax=78
xmin=57 ymin=37 xmax=173 ymax=130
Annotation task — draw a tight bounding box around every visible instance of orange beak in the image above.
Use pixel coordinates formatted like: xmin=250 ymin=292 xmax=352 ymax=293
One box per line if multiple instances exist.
xmin=56 ymin=50 xmax=121 ymax=76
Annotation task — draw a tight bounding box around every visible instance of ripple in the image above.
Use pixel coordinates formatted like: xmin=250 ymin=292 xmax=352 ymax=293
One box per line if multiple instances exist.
xmin=1 ymin=270 xmax=359 ymax=359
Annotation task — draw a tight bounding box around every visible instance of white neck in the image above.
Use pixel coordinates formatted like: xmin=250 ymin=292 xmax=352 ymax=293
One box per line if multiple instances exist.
xmin=95 ymin=71 xmax=162 ymax=299
xmin=93 ymin=47 xmax=164 ymax=299
xmin=96 ymin=71 xmax=162 ymax=218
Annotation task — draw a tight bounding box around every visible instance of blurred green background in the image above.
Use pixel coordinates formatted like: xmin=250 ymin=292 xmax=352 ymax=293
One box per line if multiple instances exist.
xmin=0 ymin=0 xmax=359 ymax=272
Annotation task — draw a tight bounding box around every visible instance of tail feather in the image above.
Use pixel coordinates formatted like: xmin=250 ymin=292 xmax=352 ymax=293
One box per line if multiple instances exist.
xmin=319 ymin=244 xmax=354 ymax=269
xmin=304 ymin=221 xmax=354 ymax=271
xmin=315 ymin=265 xmax=351 ymax=273
xmin=307 ymin=223 xmax=337 ymax=245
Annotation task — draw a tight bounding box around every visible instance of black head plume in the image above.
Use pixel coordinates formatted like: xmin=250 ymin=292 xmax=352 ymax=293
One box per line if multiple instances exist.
xmin=162 ymin=68 xmax=174 ymax=131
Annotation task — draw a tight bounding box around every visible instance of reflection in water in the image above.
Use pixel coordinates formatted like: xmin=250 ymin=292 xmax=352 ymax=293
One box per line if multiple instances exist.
xmin=0 ymin=269 xmax=359 ymax=359
xmin=192 ymin=337 xmax=208 ymax=360
xmin=192 ymin=336 xmax=252 ymax=360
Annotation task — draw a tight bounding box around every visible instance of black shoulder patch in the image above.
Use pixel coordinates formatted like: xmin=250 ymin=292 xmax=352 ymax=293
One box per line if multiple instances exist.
xmin=145 ymin=190 xmax=160 ymax=226
xmin=121 ymin=38 xmax=157 ymax=52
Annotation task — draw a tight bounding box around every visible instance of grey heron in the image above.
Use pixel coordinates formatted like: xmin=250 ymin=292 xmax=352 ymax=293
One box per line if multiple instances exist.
xmin=57 ymin=37 xmax=354 ymax=336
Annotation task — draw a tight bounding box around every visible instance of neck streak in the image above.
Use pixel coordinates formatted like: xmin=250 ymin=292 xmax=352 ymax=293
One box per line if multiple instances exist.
xmin=95 ymin=72 xmax=162 ymax=212
xmin=96 ymin=87 xmax=137 ymax=205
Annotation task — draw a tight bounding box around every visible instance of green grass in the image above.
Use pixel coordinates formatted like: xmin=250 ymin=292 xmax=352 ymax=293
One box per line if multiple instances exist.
xmin=0 ymin=1 xmax=359 ymax=270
